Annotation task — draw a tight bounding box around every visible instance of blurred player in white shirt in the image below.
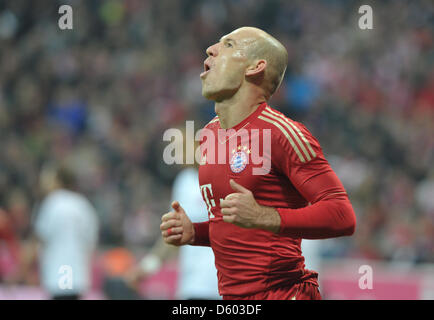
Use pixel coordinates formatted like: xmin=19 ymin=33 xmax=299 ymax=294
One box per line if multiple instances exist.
xmin=23 ymin=165 xmax=99 ymax=299
xmin=126 ymin=130 xmax=220 ymax=299
xmin=171 ymin=167 xmax=220 ymax=299
xmin=301 ymin=239 xmax=322 ymax=283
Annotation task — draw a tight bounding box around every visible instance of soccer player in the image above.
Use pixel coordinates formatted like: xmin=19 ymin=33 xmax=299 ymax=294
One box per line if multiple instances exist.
xmin=160 ymin=27 xmax=356 ymax=300
xmin=24 ymin=164 xmax=99 ymax=299
xmin=125 ymin=167 xmax=220 ymax=299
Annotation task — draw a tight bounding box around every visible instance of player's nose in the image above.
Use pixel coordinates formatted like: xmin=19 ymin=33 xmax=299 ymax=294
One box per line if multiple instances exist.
xmin=206 ymin=43 xmax=218 ymax=57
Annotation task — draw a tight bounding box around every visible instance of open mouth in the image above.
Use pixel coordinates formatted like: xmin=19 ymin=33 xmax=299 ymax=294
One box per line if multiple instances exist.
xmin=200 ymin=61 xmax=211 ymax=78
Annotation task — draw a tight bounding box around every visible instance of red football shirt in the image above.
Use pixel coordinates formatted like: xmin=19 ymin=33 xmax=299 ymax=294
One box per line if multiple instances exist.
xmin=196 ymin=102 xmax=350 ymax=296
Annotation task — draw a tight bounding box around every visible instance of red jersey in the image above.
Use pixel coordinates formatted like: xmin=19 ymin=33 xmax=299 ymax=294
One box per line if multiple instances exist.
xmin=196 ymin=102 xmax=352 ymax=296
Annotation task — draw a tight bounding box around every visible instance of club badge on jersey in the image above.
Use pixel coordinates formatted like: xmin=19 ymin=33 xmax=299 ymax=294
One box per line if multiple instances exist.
xmin=230 ymin=146 xmax=250 ymax=173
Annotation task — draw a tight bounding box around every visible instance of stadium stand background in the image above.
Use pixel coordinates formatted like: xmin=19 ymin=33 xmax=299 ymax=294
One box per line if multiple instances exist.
xmin=0 ymin=0 xmax=433 ymax=299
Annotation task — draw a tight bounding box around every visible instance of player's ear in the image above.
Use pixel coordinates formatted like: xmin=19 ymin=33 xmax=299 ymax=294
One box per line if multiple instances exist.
xmin=245 ymin=59 xmax=266 ymax=77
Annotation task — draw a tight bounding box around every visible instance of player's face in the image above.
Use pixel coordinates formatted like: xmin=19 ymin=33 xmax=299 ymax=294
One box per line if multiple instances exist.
xmin=200 ymin=29 xmax=254 ymax=101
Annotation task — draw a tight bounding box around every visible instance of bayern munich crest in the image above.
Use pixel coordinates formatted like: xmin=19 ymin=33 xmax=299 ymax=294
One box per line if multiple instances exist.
xmin=230 ymin=150 xmax=248 ymax=173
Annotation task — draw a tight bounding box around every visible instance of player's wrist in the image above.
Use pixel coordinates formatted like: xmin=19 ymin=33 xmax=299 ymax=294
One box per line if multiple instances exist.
xmin=191 ymin=221 xmax=211 ymax=246
xmin=188 ymin=225 xmax=195 ymax=245
xmin=257 ymin=206 xmax=281 ymax=233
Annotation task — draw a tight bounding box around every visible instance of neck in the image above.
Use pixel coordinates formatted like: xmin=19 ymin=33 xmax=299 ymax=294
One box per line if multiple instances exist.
xmin=214 ymin=87 xmax=266 ymax=129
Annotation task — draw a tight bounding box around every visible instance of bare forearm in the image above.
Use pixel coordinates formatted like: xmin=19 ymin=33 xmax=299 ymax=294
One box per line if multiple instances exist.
xmin=256 ymin=205 xmax=281 ymax=234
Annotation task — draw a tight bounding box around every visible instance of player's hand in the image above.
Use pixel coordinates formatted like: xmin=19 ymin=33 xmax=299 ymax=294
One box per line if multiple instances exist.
xmin=220 ymin=179 xmax=281 ymax=233
xmin=160 ymin=201 xmax=195 ymax=246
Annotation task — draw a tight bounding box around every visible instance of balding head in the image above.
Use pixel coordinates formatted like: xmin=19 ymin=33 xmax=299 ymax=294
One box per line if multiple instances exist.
xmin=230 ymin=27 xmax=288 ymax=98
xmin=201 ymin=26 xmax=288 ymax=102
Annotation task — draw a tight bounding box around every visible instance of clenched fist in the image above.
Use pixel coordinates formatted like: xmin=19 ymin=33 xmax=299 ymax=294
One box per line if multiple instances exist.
xmin=220 ymin=179 xmax=281 ymax=233
xmin=160 ymin=201 xmax=195 ymax=246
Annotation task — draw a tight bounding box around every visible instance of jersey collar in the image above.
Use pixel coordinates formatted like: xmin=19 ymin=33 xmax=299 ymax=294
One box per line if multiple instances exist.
xmin=228 ymin=102 xmax=268 ymax=131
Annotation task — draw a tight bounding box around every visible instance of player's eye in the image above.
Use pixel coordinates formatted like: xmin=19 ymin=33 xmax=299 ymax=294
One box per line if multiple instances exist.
xmin=225 ymin=42 xmax=233 ymax=48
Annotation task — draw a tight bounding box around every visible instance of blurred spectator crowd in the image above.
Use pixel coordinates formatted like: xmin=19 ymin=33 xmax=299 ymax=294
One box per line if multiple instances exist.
xmin=0 ymin=0 xmax=433 ymax=287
